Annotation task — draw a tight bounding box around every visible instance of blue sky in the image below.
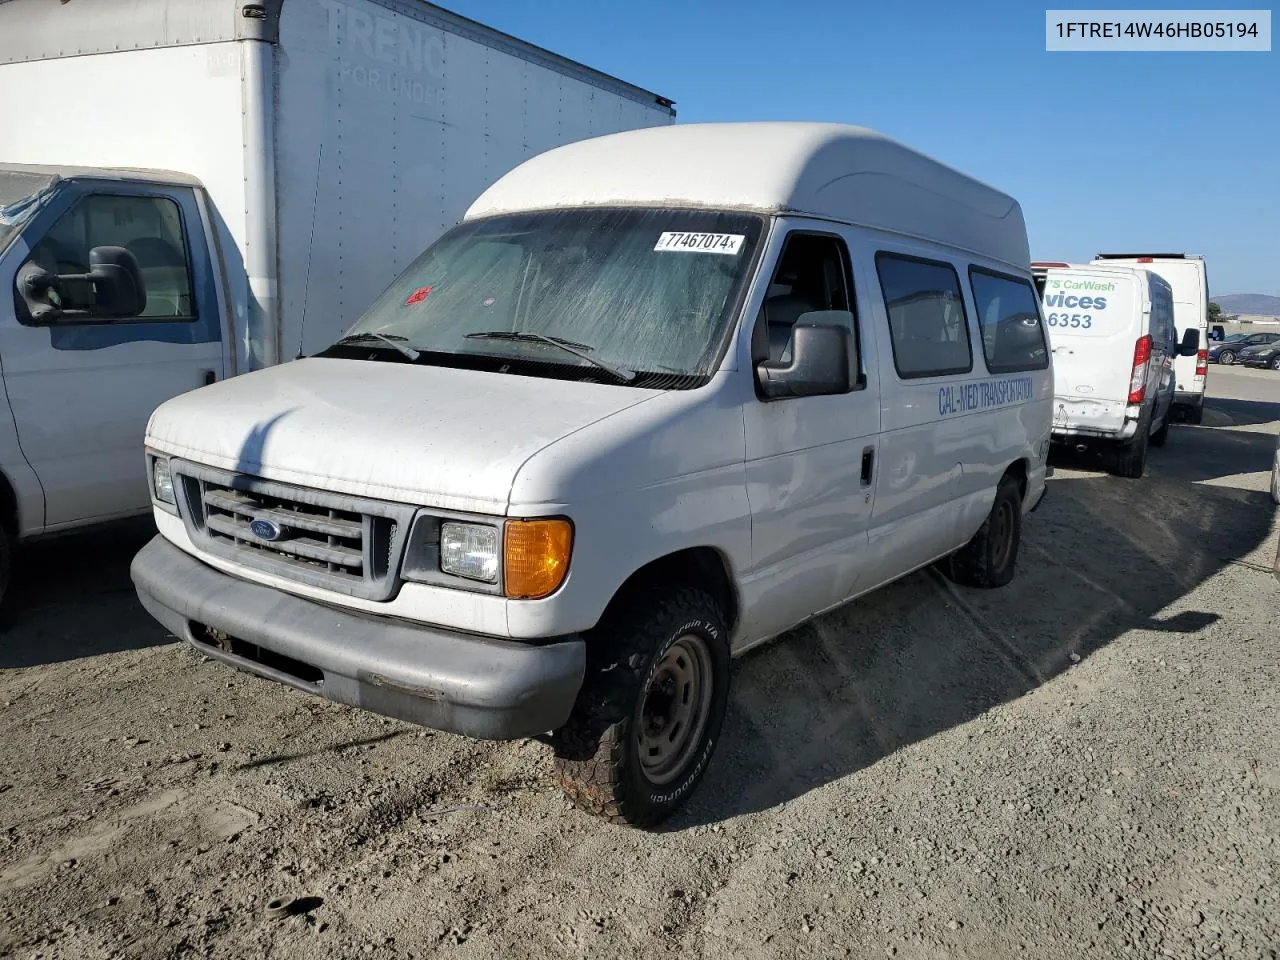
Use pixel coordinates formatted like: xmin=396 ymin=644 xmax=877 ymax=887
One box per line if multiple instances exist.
xmin=446 ymin=0 xmax=1278 ymax=296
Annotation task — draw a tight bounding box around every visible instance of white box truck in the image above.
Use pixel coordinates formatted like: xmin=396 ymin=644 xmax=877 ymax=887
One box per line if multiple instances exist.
xmin=0 ymin=0 xmax=674 ymax=600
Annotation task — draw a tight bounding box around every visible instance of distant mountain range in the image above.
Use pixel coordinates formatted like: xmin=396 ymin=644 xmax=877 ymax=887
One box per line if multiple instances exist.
xmin=1214 ymin=293 xmax=1280 ymax=315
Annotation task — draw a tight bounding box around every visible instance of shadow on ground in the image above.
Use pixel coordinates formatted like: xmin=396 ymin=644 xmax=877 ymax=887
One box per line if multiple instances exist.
xmin=0 ymin=517 xmax=169 ymax=668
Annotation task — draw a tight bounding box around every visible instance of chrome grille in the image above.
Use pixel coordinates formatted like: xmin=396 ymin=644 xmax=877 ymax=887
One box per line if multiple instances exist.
xmin=171 ymin=461 xmax=416 ymax=601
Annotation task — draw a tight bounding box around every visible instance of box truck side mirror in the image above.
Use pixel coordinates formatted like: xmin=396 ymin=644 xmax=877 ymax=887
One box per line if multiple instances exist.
xmin=15 ymin=244 xmax=146 ymax=323
xmin=85 ymin=245 xmax=146 ymax=318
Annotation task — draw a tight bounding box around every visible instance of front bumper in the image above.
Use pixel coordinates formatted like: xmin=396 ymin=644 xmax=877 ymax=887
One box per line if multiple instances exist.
xmin=131 ymin=536 xmax=586 ymax=740
xmin=1239 ymin=357 xmax=1278 ymax=369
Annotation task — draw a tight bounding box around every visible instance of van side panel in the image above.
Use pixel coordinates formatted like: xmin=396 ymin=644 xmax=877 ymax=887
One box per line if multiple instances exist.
xmin=274 ymin=0 xmax=676 ymax=358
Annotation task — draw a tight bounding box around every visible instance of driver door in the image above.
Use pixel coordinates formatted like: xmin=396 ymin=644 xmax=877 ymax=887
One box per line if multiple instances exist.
xmin=0 ymin=180 xmax=225 ymax=530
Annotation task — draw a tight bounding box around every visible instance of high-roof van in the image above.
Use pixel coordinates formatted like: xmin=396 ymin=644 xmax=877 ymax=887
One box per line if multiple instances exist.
xmin=1093 ymin=253 xmax=1211 ymax=424
xmin=1041 ymin=263 xmax=1199 ymax=477
xmin=131 ymin=123 xmax=1053 ymax=826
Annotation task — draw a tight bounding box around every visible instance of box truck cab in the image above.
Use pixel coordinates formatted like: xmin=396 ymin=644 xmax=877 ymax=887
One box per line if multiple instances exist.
xmin=1041 ymin=263 xmax=1199 ymax=478
xmin=0 ymin=0 xmax=674 ymax=602
xmin=131 ymin=123 xmax=1053 ymax=826
xmin=1093 ymin=253 xmax=1211 ymax=423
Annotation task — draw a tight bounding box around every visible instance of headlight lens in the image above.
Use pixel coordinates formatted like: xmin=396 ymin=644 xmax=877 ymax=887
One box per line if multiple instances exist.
xmin=152 ymin=457 xmax=175 ymax=504
xmin=439 ymin=522 xmax=500 ymax=583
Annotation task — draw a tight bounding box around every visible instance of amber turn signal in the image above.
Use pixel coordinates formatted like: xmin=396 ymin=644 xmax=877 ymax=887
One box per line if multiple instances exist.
xmin=503 ymin=519 xmax=573 ymax=599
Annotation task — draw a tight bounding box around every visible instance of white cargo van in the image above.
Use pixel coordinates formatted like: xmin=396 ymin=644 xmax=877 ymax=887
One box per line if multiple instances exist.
xmin=1042 ymin=264 xmax=1199 ymax=478
xmin=131 ymin=123 xmax=1053 ymax=826
xmin=0 ymin=0 xmax=674 ymax=601
xmin=1093 ymin=253 xmax=1211 ymax=423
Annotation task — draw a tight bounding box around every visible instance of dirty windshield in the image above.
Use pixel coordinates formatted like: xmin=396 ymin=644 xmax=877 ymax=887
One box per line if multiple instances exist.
xmin=336 ymin=208 xmax=764 ymax=386
xmin=0 ymin=169 xmax=58 ymax=255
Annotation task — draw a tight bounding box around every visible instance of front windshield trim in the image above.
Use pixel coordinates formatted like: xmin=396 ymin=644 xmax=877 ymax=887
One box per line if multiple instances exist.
xmin=331 ymin=205 xmax=769 ymax=391
xmin=0 ymin=171 xmax=60 ymax=257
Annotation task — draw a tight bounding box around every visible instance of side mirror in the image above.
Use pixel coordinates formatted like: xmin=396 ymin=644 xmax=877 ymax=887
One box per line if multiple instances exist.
xmin=756 ymin=313 xmax=854 ymax=399
xmin=1177 ymin=328 xmax=1200 ymax=357
xmin=85 ymin=245 xmax=146 ymax=318
xmin=15 ymin=245 xmax=144 ymax=324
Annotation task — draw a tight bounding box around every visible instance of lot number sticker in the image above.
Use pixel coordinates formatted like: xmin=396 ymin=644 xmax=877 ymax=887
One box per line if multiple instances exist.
xmin=654 ymin=232 xmax=745 ymax=255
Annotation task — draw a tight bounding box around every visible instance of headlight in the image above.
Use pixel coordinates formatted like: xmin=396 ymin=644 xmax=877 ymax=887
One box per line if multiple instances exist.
xmin=152 ymin=457 xmax=175 ymax=505
xmin=439 ymin=522 xmax=500 ymax=583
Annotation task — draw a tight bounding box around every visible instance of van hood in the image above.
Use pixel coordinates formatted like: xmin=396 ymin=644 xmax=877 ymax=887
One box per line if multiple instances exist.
xmin=145 ymin=358 xmax=660 ymax=513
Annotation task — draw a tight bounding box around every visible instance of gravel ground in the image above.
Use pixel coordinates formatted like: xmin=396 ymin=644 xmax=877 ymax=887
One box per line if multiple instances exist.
xmin=2 ymin=369 xmax=1277 ymax=960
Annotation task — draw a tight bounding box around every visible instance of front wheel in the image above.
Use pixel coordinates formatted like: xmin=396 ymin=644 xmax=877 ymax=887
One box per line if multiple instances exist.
xmin=552 ymin=587 xmax=730 ymax=827
xmin=1219 ymin=350 xmax=1236 ymax=365
xmin=1271 ymin=357 xmax=1280 ymax=372
xmin=942 ymin=475 xmax=1022 ymax=589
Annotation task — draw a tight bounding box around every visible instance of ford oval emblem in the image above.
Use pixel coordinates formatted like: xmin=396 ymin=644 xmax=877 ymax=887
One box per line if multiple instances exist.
xmin=249 ymin=517 xmax=284 ymax=542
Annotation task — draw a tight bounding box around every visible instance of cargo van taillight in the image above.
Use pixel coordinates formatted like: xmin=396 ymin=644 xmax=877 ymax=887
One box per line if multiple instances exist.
xmin=1195 ymin=349 xmax=1208 ymax=377
xmin=1129 ymin=335 xmax=1153 ymax=404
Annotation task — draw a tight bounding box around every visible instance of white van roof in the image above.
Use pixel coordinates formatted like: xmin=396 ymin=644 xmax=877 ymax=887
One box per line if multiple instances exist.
xmin=465 ymin=122 xmax=1030 ymax=267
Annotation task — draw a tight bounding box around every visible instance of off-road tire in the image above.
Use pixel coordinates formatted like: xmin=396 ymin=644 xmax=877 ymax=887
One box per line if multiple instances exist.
xmin=0 ymin=524 xmax=10 ymax=607
xmin=942 ymin=474 xmax=1022 ymax=589
xmin=1150 ymin=409 xmax=1171 ymax=448
xmin=551 ymin=586 xmax=729 ymax=828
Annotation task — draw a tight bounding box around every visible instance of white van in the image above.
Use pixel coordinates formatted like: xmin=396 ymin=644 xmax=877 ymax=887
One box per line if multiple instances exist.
xmin=131 ymin=123 xmax=1053 ymax=826
xmin=1093 ymin=253 xmax=1211 ymax=424
xmin=1042 ymin=263 xmax=1199 ymax=478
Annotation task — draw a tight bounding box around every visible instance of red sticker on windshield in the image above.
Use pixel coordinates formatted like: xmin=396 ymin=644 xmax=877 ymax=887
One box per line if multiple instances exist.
xmin=405 ymin=285 xmax=432 ymax=305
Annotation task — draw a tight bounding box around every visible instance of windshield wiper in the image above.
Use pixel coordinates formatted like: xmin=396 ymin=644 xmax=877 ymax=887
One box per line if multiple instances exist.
xmin=465 ymin=331 xmax=635 ymax=382
xmin=331 ymin=332 xmax=420 ymax=361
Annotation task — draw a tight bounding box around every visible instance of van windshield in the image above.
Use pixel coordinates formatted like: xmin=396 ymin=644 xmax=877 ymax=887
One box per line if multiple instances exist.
xmin=0 ymin=170 xmax=59 ymax=256
xmin=333 ymin=207 xmax=764 ymax=387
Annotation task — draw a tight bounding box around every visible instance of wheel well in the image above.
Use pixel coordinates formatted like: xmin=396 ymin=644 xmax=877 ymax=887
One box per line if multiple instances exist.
xmin=606 ymin=547 xmax=739 ymax=632
xmin=1003 ymin=459 xmax=1028 ymax=501
xmin=0 ymin=471 xmax=17 ymax=536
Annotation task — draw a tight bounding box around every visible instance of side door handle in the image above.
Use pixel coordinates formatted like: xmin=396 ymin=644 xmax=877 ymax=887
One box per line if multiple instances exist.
xmin=860 ymin=446 xmax=875 ymax=487
xmin=201 ymin=369 xmax=217 ymax=386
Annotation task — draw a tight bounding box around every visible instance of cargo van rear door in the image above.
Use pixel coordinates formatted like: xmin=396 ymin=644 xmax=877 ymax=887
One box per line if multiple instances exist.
xmin=1044 ymin=270 xmax=1139 ymax=404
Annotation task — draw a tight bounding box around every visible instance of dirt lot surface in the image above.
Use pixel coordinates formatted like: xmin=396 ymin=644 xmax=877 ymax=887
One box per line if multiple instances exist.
xmin=2 ymin=369 xmax=1278 ymax=960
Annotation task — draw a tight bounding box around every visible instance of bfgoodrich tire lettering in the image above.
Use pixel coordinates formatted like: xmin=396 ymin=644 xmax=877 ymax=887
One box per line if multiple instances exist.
xmin=551 ymin=587 xmax=729 ymax=828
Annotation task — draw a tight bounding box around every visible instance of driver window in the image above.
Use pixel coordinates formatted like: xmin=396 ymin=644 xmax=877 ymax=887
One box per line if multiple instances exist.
xmin=31 ymin=193 xmax=195 ymax=321
xmin=755 ymin=233 xmax=854 ymax=365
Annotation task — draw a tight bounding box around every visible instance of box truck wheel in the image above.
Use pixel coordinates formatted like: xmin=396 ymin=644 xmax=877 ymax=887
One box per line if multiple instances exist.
xmin=0 ymin=524 xmax=10 ymax=607
xmin=1112 ymin=415 xmax=1151 ymax=479
xmin=552 ymin=586 xmax=729 ymax=827
xmin=942 ymin=474 xmax=1022 ymax=589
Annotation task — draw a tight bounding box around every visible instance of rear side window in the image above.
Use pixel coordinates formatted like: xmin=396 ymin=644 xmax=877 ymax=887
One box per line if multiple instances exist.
xmin=969 ymin=268 xmax=1050 ymax=373
xmin=876 ymin=253 xmax=972 ymax=379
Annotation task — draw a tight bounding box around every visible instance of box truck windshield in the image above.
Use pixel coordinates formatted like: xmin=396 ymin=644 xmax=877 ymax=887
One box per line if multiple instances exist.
xmin=329 ymin=207 xmax=764 ymax=386
xmin=0 ymin=170 xmax=58 ymax=254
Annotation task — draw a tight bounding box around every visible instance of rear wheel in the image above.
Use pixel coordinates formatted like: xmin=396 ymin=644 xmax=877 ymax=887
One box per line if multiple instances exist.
xmin=1112 ymin=415 xmax=1150 ymax=478
xmin=1150 ymin=409 xmax=1171 ymax=448
xmin=552 ymin=586 xmax=730 ymax=828
xmin=1184 ymin=402 xmax=1204 ymax=426
xmin=1218 ymin=350 xmax=1236 ymax=365
xmin=943 ymin=474 xmax=1022 ymax=589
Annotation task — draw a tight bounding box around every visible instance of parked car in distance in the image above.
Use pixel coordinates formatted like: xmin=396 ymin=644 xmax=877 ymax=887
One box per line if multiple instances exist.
xmin=1041 ymin=262 xmax=1198 ymax=478
xmin=1210 ymin=332 xmax=1280 ymax=365
xmin=131 ymin=122 xmax=1054 ymax=827
xmin=1238 ymin=341 xmax=1280 ymax=371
